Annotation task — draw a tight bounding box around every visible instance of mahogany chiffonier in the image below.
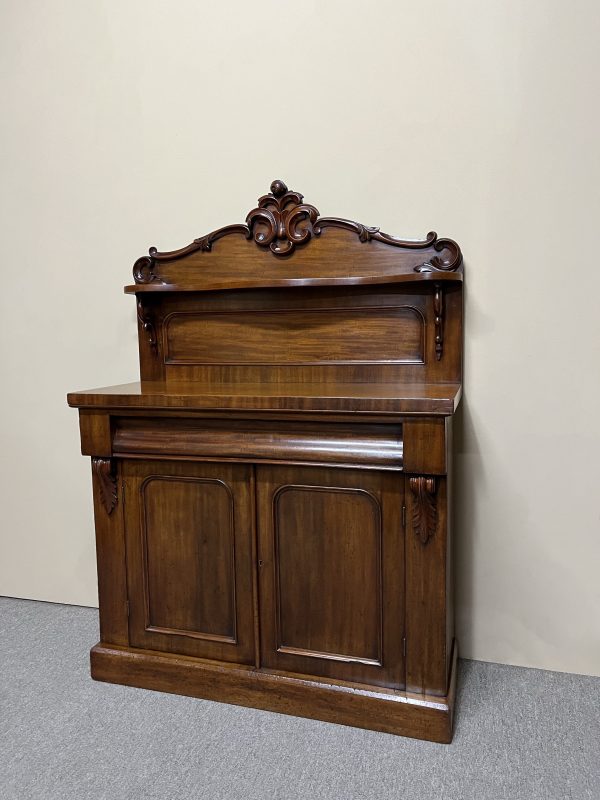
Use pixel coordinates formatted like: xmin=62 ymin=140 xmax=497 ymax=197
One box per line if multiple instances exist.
xmin=67 ymin=180 xmax=463 ymax=743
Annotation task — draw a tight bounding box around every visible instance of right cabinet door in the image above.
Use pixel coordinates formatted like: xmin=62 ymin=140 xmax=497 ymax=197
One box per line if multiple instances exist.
xmin=256 ymin=464 xmax=405 ymax=689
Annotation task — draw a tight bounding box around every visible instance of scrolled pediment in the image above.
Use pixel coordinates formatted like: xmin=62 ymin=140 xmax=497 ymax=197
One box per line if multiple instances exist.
xmin=132 ymin=179 xmax=462 ymax=288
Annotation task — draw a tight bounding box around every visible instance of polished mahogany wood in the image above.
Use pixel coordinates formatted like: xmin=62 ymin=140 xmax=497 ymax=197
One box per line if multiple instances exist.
xmin=68 ymin=381 xmax=462 ymax=416
xmin=122 ymin=459 xmax=255 ymax=664
xmin=163 ymin=304 xmax=425 ymax=367
xmin=131 ymin=284 xmax=462 ymax=386
xmin=405 ymin=475 xmax=450 ymax=695
xmin=256 ymin=464 xmax=405 ymax=688
xmin=90 ymin=457 xmax=128 ymax=646
xmin=112 ymin=418 xmax=403 ymax=470
xmin=68 ymin=179 xmax=463 ymax=742
xmin=79 ymin=411 xmax=112 ymax=457
xmin=128 ymin=179 xmax=461 ymax=294
xmin=91 ymin=640 xmax=457 ymax=743
xmin=402 ymin=418 xmax=449 ymax=475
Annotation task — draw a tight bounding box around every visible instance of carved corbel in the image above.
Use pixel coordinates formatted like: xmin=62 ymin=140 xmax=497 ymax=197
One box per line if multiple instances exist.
xmin=409 ymin=476 xmax=437 ymax=545
xmin=92 ymin=457 xmax=118 ymax=515
xmin=136 ymin=298 xmax=158 ymax=353
xmin=434 ymin=283 xmax=443 ymax=361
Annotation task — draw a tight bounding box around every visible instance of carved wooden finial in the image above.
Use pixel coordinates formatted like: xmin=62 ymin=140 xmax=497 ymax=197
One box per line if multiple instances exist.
xmin=270 ymin=179 xmax=288 ymax=198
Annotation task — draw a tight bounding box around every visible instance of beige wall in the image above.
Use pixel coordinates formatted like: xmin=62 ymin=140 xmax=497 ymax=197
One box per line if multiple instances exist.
xmin=1 ymin=0 xmax=599 ymax=676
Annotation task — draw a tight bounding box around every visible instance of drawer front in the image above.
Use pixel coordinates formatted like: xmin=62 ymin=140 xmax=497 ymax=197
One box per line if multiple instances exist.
xmin=113 ymin=418 xmax=403 ymax=470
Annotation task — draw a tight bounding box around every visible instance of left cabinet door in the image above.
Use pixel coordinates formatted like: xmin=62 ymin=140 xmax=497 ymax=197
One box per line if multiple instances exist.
xmin=122 ymin=459 xmax=255 ymax=665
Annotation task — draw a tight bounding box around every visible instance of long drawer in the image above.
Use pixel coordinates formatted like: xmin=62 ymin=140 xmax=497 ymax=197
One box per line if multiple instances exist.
xmin=112 ymin=418 xmax=403 ymax=470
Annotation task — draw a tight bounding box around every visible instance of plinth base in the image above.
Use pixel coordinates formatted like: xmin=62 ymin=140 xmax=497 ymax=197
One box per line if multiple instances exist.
xmin=90 ymin=640 xmax=457 ymax=743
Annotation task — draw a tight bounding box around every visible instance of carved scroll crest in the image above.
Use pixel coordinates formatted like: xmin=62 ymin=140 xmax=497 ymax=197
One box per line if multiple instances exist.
xmin=133 ymin=249 xmax=158 ymax=284
xmin=132 ymin=178 xmax=462 ymax=282
xmin=409 ymin=476 xmax=437 ymax=545
xmin=413 ymin=238 xmax=462 ymax=273
xmin=246 ymin=180 xmax=319 ymax=256
xmin=92 ymin=458 xmax=118 ymax=515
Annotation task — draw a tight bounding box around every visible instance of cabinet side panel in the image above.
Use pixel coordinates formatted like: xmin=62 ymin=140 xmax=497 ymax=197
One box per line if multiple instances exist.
xmin=405 ymin=475 xmax=448 ymax=695
xmin=446 ymin=421 xmax=455 ymax=683
xmin=91 ymin=458 xmax=129 ymax=646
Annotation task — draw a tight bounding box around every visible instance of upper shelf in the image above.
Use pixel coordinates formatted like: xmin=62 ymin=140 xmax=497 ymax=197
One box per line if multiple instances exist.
xmin=125 ymin=180 xmax=463 ymax=295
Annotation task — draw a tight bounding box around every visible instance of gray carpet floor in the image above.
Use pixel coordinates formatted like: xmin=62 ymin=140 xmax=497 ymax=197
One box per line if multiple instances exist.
xmin=1 ymin=597 xmax=598 ymax=800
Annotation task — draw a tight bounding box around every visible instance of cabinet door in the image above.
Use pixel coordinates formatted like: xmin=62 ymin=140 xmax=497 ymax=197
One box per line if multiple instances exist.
xmin=256 ymin=465 xmax=405 ymax=688
xmin=123 ymin=459 xmax=255 ymax=664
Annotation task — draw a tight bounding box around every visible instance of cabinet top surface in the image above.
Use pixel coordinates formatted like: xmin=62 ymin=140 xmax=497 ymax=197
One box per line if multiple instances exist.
xmin=67 ymin=380 xmax=462 ymax=416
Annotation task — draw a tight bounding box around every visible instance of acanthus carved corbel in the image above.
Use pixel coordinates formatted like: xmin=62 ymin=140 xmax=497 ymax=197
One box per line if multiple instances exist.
xmin=92 ymin=458 xmax=118 ymax=515
xmin=409 ymin=476 xmax=437 ymax=545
